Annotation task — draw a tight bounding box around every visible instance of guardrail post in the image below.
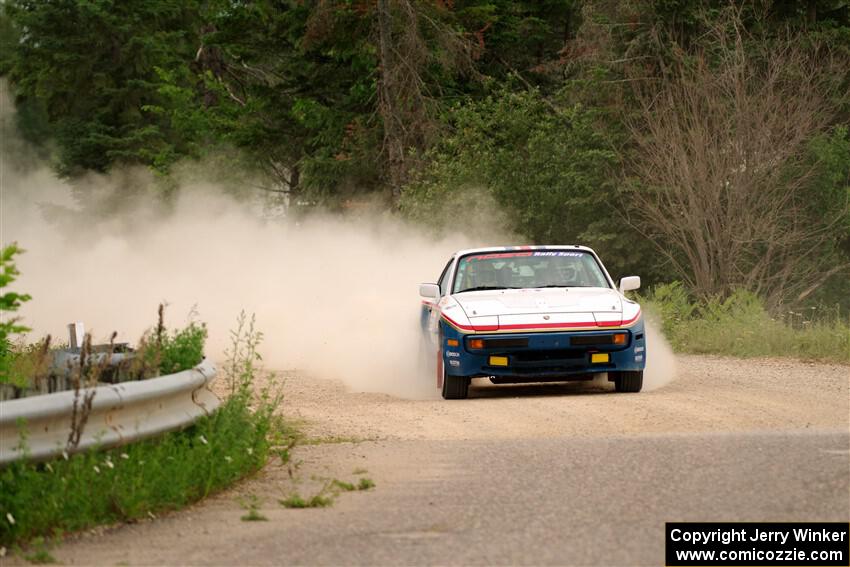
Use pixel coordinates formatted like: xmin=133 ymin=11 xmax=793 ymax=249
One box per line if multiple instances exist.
xmin=68 ymin=322 xmax=85 ymax=351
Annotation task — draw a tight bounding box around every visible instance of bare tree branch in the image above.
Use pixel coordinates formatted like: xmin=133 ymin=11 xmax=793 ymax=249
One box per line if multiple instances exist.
xmin=624 ymin=7 xmax=847 ymax=309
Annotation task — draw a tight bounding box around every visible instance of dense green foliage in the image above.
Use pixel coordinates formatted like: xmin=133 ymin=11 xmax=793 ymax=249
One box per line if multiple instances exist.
xmin=401 ymin=84 xmax=660 ymax=279
xmin=0 ymin=1 xmax=206 ymax=175
xmin=1 ymin=0 xmax=848 ymax=312
xmin=641 ymin=283 xmax=850 ymax=363
xmin=137 ymin=317 xmax=209 ymax=377
xmin=158 ymin=322 xmax=207 ymax=374
xmin=0 ymin=314 xmax=286 ymax=547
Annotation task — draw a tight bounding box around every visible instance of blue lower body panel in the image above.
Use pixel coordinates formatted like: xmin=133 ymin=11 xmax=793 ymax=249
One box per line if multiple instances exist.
xmin=439 ymin=319 xmax=646 ymax=381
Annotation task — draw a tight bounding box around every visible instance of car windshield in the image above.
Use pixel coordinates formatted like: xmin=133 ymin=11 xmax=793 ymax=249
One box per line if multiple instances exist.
xmin=452 ymin=250 xmax=610 ymax=293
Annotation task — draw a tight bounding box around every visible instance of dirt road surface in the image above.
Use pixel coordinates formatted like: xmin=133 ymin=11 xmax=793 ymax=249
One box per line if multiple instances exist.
xmin=49 ymin=355 xmax=849 ymax=565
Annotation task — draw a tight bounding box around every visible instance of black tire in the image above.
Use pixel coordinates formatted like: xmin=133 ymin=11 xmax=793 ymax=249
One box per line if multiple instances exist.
xmin=441 ymin=369 xmax=470 ymax=399
xmin=613 ymin=370 xmax=643 ymax=393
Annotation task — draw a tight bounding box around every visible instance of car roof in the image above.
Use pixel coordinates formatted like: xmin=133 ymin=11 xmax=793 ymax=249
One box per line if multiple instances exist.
xmin=452 ymin=245 xmax=597 ymax=258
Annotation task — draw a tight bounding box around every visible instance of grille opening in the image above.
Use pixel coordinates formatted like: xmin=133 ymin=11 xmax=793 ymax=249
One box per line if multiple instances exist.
xmin=489 ymin=374 xmax=594 ymax=384
xmin=571 ymin=334 xmax=619 ymax=346
xmin=511 ymin=349 xmax=585 ymax=362
xmin=471 ymin=337 xmax=529 ymax=349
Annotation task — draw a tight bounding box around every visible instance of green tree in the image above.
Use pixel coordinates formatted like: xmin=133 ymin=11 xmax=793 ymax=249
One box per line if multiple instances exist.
xmin=401 ymin=84 xmax=654 ymax=278
xmin=194 ymin=0 xmax=381 ymax=202
xmin=1 ymin=0 xmax=205 ymax=176
xmin=0 ymin=244 xmax=31 ymax=382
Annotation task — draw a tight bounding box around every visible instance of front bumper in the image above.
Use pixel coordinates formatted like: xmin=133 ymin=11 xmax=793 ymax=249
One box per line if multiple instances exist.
xmin=439 ymin=319 xmax=646 ymax=380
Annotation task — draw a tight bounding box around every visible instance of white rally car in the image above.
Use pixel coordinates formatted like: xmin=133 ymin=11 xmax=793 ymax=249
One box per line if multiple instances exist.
xmin=419 ymin=246 xmax=645 ymax=399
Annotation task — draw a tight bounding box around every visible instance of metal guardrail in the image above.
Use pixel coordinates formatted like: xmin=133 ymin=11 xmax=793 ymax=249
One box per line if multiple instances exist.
xmin=0 ymin=359 xmax=220 ymax=465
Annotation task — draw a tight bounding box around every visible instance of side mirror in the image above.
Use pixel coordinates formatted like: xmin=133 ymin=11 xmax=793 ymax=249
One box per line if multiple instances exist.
xmin=619 ymin=276 xmax=641 ymax=293
xmin=419 ymin=283 xmax=440 ymax=299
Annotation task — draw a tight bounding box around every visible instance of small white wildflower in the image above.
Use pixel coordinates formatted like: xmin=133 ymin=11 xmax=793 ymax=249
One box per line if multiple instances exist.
xmin=246 ymin=447 xmax=253 ymax=456
xmin=224 ymin=456 xmax=232 ymax=463
xmin=93 ymin=465 xmax=101 ymax=474
xmin=5 ymin=513 xmax=15 ymax=526
xmin=198 ymin=435 xmax=208 ymax=445
xmin=120 ymin=453 xmax=129 ymax=460
xmin=62 ymin=450 xmax=69 ymax=461
xmin=105 ymin=460 xmax=114 ymax=469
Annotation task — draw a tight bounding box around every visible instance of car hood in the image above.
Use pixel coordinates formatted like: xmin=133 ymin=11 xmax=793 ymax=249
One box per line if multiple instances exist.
xmin=453 ymin=288 xmax=622 ymax=318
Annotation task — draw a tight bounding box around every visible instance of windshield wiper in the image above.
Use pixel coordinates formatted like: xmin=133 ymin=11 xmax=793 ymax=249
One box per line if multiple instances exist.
xmin=456 ymin=286 xmax=517 ymax=293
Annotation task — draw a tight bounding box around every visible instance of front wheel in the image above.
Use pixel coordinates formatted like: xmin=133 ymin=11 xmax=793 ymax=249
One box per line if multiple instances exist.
xmin=612 ymin=370 xmax=643 ymax=393
xmin=441 ymin=368 xmax=470 ymax=399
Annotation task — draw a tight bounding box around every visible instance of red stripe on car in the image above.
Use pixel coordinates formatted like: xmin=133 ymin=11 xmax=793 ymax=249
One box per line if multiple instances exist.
xmin=440 ymin=310 xmax=641 ymax=332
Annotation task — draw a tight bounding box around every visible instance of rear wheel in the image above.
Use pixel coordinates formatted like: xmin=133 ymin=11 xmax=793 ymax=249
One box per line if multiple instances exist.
xmin=441 ymin=367 xmax=470 ymax=399
xmin=612 ymin=370 xmax=643 ymax=392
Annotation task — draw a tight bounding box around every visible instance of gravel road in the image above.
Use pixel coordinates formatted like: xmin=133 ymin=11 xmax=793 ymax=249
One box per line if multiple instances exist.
xmin=47 ymin=355 xmax=849 ymax=565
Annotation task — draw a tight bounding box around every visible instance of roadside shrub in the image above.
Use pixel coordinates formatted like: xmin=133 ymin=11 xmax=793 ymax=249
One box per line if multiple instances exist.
xmin=133 ymin=305 xmax=208 ymax=378
xmin=158 ymin=321 xmax=207 ymax=375
xmin=640 ymin=281 xmax=695 ymax=340
xmin=641 ymin=284 xmax=850 ymax=363
xmin=0 ymin=312 xmax=286 ymax=547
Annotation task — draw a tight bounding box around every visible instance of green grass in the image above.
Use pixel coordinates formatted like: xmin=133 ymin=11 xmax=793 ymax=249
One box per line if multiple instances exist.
xmin=0 ymin=312 xmax=289 ymax=547
xmin=640 ymin=283 xmax=850 ymax=363
xmin=279 ymin=492 xmax=334 ymax=509
xmin=330 ymin=477 xmax=375 ymax=492
xmin=24 ymin=548 xmax=57 ymax=564
xmin=20 ymin=536 xmax=57 ymax=564
xmin=280 ymin=476 xmax=376 ymax=509
xmin=240 ymin=508 xmax=268 ymax=522
xmin=238 ymin=494 xmax=268 ymax=522
xmin=331 ymin=479 xmax=356 ymax=492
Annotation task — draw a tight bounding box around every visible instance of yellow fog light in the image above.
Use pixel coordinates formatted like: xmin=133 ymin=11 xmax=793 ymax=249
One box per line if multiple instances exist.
xmin=591 ymin=353 xmax=610 ymax=364
xmin=447 ymin=339 xmax=459 ymax=347
xmin=489 ymin=355 xmax=509 ymax=366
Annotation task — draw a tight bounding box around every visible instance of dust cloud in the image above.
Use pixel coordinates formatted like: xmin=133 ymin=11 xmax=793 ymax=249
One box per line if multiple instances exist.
xmin=1 ymin=87 xmax=503 ymax=398
xmin=643 ymin=318 xmax=676 ymax=391
xmin=5 ymin=183 xmax=483 ymax=399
